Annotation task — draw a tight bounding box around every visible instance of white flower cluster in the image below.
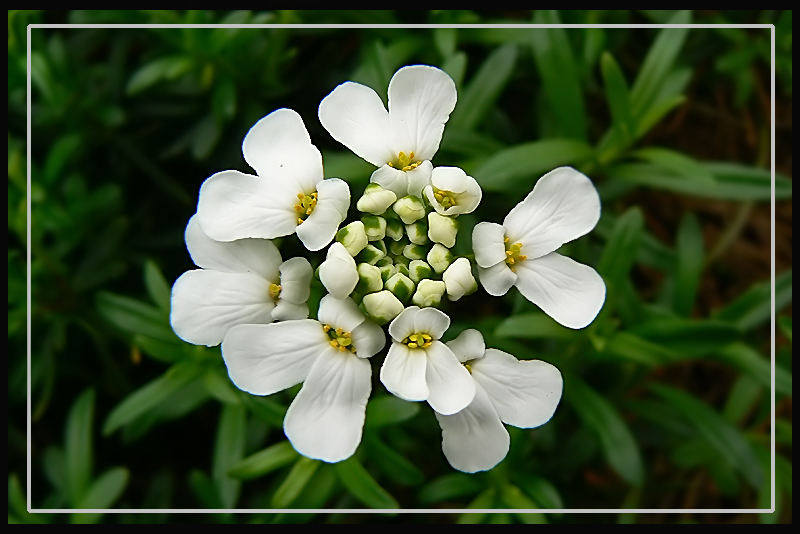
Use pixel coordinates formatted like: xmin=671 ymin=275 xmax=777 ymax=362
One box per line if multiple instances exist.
xmin=170 ymin=65 xmax=605 ymax=473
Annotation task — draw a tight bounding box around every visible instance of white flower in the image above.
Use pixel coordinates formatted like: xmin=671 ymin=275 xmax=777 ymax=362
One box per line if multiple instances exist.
xmin=435 ymin=329 xmax=563 ymax=473
xmin=170 ymin=215 xmax=312 ymax=347
xmin=472 ymin=166 xmax=606 ymax=329
xmin=318 ymin=65 xmax=457 ymax=198
xmin=380 ymin=306 xmax=475 ymax=415
xmin=221 ymin=295 xmax=386 ymax=463
xmin=318 ymin=242 xmax=359 ymax=299
xmin=196 ymin=108 xmax=350 ymax=251
xmin=422 ymin=166 xmax=482 ymax=216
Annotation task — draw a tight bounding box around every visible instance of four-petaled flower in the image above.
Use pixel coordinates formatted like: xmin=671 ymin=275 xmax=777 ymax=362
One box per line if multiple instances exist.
xmin=472 ymin=166 xmax=607 ymax=329
xmin=170 ymin=215 xmax=312 ymax=347
xmin=221 ymin=295 xmax=385 ymax=462
xmin=319 ymin=65 xmax=457 ymax=198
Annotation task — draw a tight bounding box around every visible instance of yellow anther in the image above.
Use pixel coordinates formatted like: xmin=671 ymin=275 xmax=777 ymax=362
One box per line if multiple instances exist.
xmin=293 ymin=191 xmax=319 ymax=224
xmin=388 ymin=151 xmax=422 ymax=172
xmin=464 ymin=363 xmax=473 ymax=374
xmin=323 ymin=323 xmax=356 ymax=353
xmin=268 ymin=283 xmax=282 ymax=300
xmin=403 ymin=331 xmax=433 ymax=349
xmin=432 ymin=187 xmax=458 ymax=209
xmin=407 ymin=342 xmax=418 ymax=349
xmin=323 ymin=325 xmax=331 ymax=332
xmin=504 ymin=238 xmax=526 ymax=270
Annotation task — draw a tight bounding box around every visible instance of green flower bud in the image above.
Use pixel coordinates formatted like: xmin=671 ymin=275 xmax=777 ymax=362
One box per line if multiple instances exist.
xmin=356 ymin=183 xmax=397 ymax=215
xmin=385 ymin=218 xmax=405 ymax=241
xmin=335 ymin=221 xmax=368 ymax=256
xmin=394 ymin=263 xmax=410 ymax=277
xmin=356 ymin=242 xmax=387 ymax=265
xmin=427 ymin=243 xmax=453 ymax=274
xmin=355 ymin=262 xmax=383 ymax=294
xmin=442 ymin=257 xmax=478 ymax=301
xmin=362 ymin=290 xmax=404 ymax=325
xmin=408 ymin=259 xmax=434 ymax=283
xmin=427 ymin=212 xmax=458 ymax=248
xmin=384 ymin=272 xmax=415 ymax=303
xmin=392 ymin=195 xmax=426 ymax=224
xmin=412 ymin=279 xmax=446 ymax=308
xmin=388 ymin=238 xmax=407 ymax=256
xmin=361 ymin=215 xmax=387 ymax=241
xmin=405 ymin=220 xmax=429 ymax=245
xmin=377 ymin=262 xmax=395 ymax=282
xmin=403 ymin=243 xmax=428 ymax=261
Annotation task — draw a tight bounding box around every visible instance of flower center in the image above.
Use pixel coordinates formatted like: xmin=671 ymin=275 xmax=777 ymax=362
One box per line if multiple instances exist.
xmin=401 ymin=332 xmax=433 ymax=349
xmin=432 ymin=187 xmax=458 ymax=209
xmin=463 ymin=362 xmax=473 ymax=374
xmin=268 ymin=283 xmax=282 ymax=301
xmin=323 ymin=324 xmax=355 ymax=353
xmin=504 ymin=236 xmax=527 ymax=269
xmin=294 ymin=191 xmax=318 ymax=224
xmin=387 ymin=151 xmax=422 ymax=172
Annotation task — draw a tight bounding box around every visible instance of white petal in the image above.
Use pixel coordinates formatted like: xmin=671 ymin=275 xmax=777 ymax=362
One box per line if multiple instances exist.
xmin=387 ymin=305 xmax=419 ymax=341
xmin=351 ymin=320 xmax=386 ymax=359
xmin=446 ymin=329 xmax=486 ymax=363
xmin=241 ymin=108 xmax=323 ymax=193
xmin=404 ymin=160 xmax=434 ymax=197
xmin=317 ymin=294 xmax=366 ymax=333
xmin=413 ymin=307 xmax=450 ymax=339
xmin=319 ymin=242 xmax=359 ymax=299
xmin=277 ymin=257 xmax=312 ymax=304
xmin=196 ymin=170 xmax=298 ymax=242
xmin=426 ymin=167 xmax=482 ymax=216
xmin=271 ymin=300 xmax=309 ymax=321
xmin=284 ymin=348 xmax=372 ymax=463
xmin=387 ymin=65 xmax=457 ymax=161
xmin=220 ymin=320 xmax=326 ymax=395
xmin=295 ymin=178 xmax=350 ymax=251
xmin=471 ymin=349 xmax=563 ymax=428
xmin=184 ymin=215 xmax=282 ymax=281
xmin=477 ymin=261 xmax=517 ymax=296
xmin=170 ymin=270 xmax=273 ymax=347
xmin=472 ymin=222 xmax=507 ymax=268
xmin=318 ymin=81 xmax=395 ymax=167
xmin=380 ymin=342 xmax=429 ymax=401
xmin=442 ymin=257 xmax=477 ymax=301
xmin=503 ymin=167 xmax=601 ymax=259
xmin=435 ymin=384 xmax=510 ymax=473
xmin=514 ymin=252 xmax=606 ymax=329
xmin=425 ymin=341 xmax=476 ymax=415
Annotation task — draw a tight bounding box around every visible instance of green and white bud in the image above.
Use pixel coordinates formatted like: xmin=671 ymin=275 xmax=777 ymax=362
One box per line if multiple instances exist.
xmin=403 ymin=243 xmax=428 ymax=261
xmin=318 ymin=242 xmax=359 ymax=299
xmin=362 ymin=290 xmax=405 ymax=325
xmin=442 ymin=257 xmax=478 ymax=301
xmin=361 ymin=215 xmax=387 ymax=241
xmin=388 ymin=238 xmax=407 ymax=257
xmin=427 ymin=212 xmax=458 ymax=248
xmin=394 ymin=262 xmax=410 ymax=277
xmin=427 ymin=243 xmax=454 ymax=274
xmin=377 ymin=262 xmax=395 ymax=282
xmin=392 ymin=195 xmax=426 ymax=224
xmin=408 ymin=259 xmax=434 ymax=283
xmin=356 ymin=242 xmax=386 ymax=265
xmin=412 ymin=279 xmax=446 ymax=308
xmin=356 ymin=183 xmax=397 ymax=215
xmin=385 ymin=218 xmax=405 ymax=241
xmin=384 ymin=272 xmax=415 ymax=303
xmin=356 ymin=262 xmax=383 ymax=294
xmin=335 ymin=221 xmax=368 ymax=257
xmin=405 ymin=220 xmax=429 ymax=245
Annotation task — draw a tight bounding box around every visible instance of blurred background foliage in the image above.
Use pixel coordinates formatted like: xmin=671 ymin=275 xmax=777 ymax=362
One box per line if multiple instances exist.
xmin=8 ymin=9 xmax=792 ymax=524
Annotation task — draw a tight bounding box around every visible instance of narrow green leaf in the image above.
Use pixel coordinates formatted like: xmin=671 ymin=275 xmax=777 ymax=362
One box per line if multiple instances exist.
xmin=500 ymin=484 xmax=547 ymax=524
xmin=365 ymin=395 xmax=420 ymax=428
xmin=65 ymin=389 xmax=94 ymax=506
xmin=600 ymin=331 xmax=682 ymax=366
xmin=440 ymin=51 xmax=467 ymax=89
xmin=440 ymin=128 xmax=504 ymax=157
xmin=228 ymin=441 xmax=298 ymax=480
xmin=597 ymin=206 xmax=644 ymax=288
xmin=96 ymin=291 xmax=174 ymax=342
xmin=188 ymin=469 xmax=222 ymax=509
xmin=213 ymin=404 xmax=246 ymax=508
xmin=671 ymin=213 xmax=705 ymax=316
xmin=132 ymin=334 xmax=190 ymax=364
xmin=650 ymin=384 xmax=763 ymax=489
xmin=722 ymin=375 xmax=762 ymax=424
xmin=631 ymin=147 xmax=716 ymax=184
xmin=601 ymin=52 xmax=634 ymax=143
xmin=717 ymin=343 xmax=792 ymax=397
xmin=531 ymin=11 xmax=587 ymax=139
xmin=517 ymin=475 xmax=564 ymax=510
xmin=203 ymin=369 xmax=241 ymax=405
xmin=448 ymin=43 xmax=517 ymax=131
xmin=271 ymin=457 xmax=319 ymax=508
xmin=143 ymin=260 xmax=171 ymax=312
xmin=494 ymin=313 xmax=575 ymax=341
xmin=632 ymin=318 xmax=739 ymax=356
xmin=126 ymin=55 xmax=193 ymax=95
xmin=212 ymin=78 xmax=237 ymax=120
xmin=364 ymin=434 xmax=424 ymax=486
xmin=191 ymin=114 xmax=221 ymax=160
xmin=419 ymin=473 xmax=483 ymax=504
xmin=103 ymin=362 xmax=202 ymax=435
xmin=778 ymin=316 xmax=791 ymax=343
xmin=457 ymin=488 xmax=496 ymax=524
xmin=565 ymin=376 xmax=644 ymax=486
xmin=76 ymin=467 xmax=129 ymax=509
xmin=715 ymin=270 xmax=792 ymax=331
xmin=333 ymin=456 xmax=399 ymax=509
xmin=472 ymin=139 xmax=594 ymax=192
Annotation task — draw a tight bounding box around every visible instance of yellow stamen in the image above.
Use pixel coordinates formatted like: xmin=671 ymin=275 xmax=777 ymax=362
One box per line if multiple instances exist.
xmin=464 ymin=363 xmax=472 ymax=374
xmin=388 ymin=151 xmax=422 ymax=172
xmin=293 ymin=191 xmax=318 ymax=224
xmin=432 ymin=187 xmax=458 ymax=209
xmin=268 ymin=283 xmax=282 ymax=300
xmin=402 ymin=331 xmax=433 ymax=349
xmin=323 ymin=323 xmax=356 ymax=353
xmin=504 ymin=239 xmax=527 ymax=270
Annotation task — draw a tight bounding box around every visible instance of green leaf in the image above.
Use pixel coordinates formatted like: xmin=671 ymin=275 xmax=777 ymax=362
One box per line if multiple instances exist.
xmin=333 ymin=456 xmax=399 ymax=509
xmin=500 ymin=484 xmax=547 ymax=524
xmin=228 ymin=441 xmax=298 ymax=480
xmin=65 ymin=389 xmax=94 ymax=506
xmin=213 ymin=404 xmax=246 ymax=508
xmin=212 ymin=77 xmax=237 ymax=120
xmin=597 ymin=206 xmax=644 ymax=290
xmin=449 ymin=43 xmax=517 ymax=131
xmin=517 ymin=475 xmax=564 ymax=510
xmin=271 ymin=457 xmax=320 ymax=508
xmin=203 ymin=369 xmax=241 ymax=405
xmin=472 ymin=139 xmax=594 ymax=192
xmin=126 ymin=55 xmax=193 ymax=95
xmin=143 ymin=260 xmax=171 ymax=312
xmin=419 ymin=473 xmax=484 ymax=504
xmin=96 ymin=291 xmax=174 ymax=342
xmin=650 ymin=384 xmax=763 ymax=489
xmin=103 ymin=362 xmax=203 ymax=435
xmin=457 ymin=488 xmax=497 ymax=524
xmin=632 ymin=318 xmax=740 ymax=356
xmin=722 ymin=375 xmax=762 ymax=424
xmin=531 ymin=11 xmax=587 ymax=139
xmin=365 ymin=395 xmax=420 ymax=428
xmin=565 ymin=376 xmax=644 ymax=486
xmin=631 ymin=147 xmax=716 ymax=184
xmin=364 ymin=434 xmax=424 ymax=486
xmin=494 ymin=313 xmax=575 ymax=341
xmin=601 ymin=52 xmax=633 ymax=143
xmin=76 ymin=467 xmax=129 ymax=509
xmin=671 ymin=213 xmax=705 ymax=316
xmin=715 ymin=270 xmax=792 ymax=331
xmin=600 ymin=331 xmax=681 ymax=366
xmin=717 ymin=343 xmax=792 ymax=397
xmin=778 ymin=316 xmax=792 ymax=343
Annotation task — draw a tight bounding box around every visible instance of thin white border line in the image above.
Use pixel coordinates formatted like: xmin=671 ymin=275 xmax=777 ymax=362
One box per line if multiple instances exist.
xmin=25 ymin=21 xmax=778 ymax=517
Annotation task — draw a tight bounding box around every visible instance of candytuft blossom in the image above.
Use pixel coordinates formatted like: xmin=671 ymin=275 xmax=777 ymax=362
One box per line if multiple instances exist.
xmin=196 ymin=108 xmax=349 ymax=251
xmin=435 ymin=329 xmax=563 ymax=473
xmin=221 ymin=295 xmax=385 ymax=463
xmin=170 ymin=215 xmax=311 ymax=347
xmin=472 ymin=167 xmax=606 ymax=329
xmin=318 ymin=65 xmax=457 ymax=198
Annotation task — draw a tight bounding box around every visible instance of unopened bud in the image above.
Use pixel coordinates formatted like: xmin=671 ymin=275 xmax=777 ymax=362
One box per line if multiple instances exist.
xmin=384 ymin=272 xmax=415 ymax=304
xmin=392 ymin=195 xmax=426 ymax=224
xmin=361 ymin=215 xmax=387 ymax=241
xmin=427 ymin=212 xmax=458 ymax=248
xmin=411 ymin=279 xmax=446 ymax=308
xmin=442 ymin=257 xmax=477 ymax=301
xmin=361 ymin=290 xmax=404 ymax=325
xmin=427 ymin=243 xmax=453 ymax=274
xmin=335 ymin=221 xmax=368 ymax=256
xmin=356 ymin=183 xmax=397 ymax=215
xmin=408 ymin=259 xmax=434 ymax=283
